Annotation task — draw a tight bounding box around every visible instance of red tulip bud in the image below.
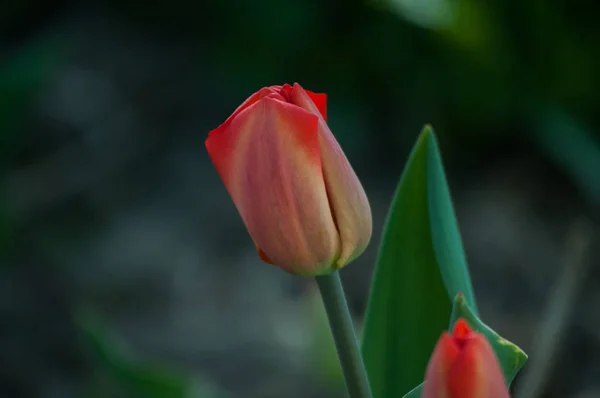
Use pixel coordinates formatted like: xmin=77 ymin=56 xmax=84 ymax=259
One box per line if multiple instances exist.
xmin=205 ymin=83 xmax=372 ymax=276
xmin=423 ymin=318 xmax=510 ymax=398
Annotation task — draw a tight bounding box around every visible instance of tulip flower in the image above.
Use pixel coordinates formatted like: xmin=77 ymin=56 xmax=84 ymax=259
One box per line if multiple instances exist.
xmin=205 ymin=83 xmax=372 ymax=276
xmin=423 ymin=318 xmax=510 ymax=398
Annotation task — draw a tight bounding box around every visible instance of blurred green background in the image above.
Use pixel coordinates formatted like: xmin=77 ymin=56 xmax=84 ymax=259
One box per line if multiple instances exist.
xmin=1 ymin=0 xmax=600 ymax=397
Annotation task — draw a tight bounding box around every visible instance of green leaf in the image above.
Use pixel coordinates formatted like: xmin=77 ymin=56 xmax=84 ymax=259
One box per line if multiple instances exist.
xmin=402 ymin=294 xmax=528 ymax=397
xmin=426 ymin=128 xmax=478 ymax=314
xmin=361 ymin=125 xmax=477 ymax=397
xmin=78 ymin=312 xmax=225 ymax=398
xmin=402 ymin=384 xmax=423 ymax=398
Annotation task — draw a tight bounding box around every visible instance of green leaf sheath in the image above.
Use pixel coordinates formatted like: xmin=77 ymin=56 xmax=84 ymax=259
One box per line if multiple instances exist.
xmin=449 ymin=293 xmax=528 ymax=385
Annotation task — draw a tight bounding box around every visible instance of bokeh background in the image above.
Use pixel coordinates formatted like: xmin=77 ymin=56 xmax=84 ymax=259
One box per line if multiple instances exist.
xmin=2 ymin=0 xmax=600 ymax=397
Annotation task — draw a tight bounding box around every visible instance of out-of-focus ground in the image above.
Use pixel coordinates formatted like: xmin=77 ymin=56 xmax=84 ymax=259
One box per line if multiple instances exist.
xmin=2 ymin=1 xmax=600 ymax=397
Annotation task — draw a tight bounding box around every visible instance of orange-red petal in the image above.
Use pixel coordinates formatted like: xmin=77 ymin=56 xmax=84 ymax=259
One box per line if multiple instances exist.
xmin=207 ymin=87 xmax=285 ymax=143
xmin=447 ymin=334 xmax=509 ymax=398
xmin=289 ymin=83 xmax=372 ymax=267
xmin=205 ymin=96 xmax=341 ymax=275
xmin=305 ymin=90 xmax=327 ymax=121
xmin=423 ymin=333 xmax=461 ymax=398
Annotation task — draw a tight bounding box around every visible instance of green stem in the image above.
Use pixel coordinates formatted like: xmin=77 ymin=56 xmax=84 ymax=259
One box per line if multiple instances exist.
xmin=315 ymin=271 xmax=373 ymax=398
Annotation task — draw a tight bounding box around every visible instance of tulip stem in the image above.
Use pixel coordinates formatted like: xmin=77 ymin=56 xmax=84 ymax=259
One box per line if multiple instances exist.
xmin=315 ymin=271 xmax=373 ymax=398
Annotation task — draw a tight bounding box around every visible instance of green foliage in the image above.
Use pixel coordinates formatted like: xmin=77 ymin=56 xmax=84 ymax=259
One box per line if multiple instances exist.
xmin=361 ymin=126 xmax=477 ymax=397
xmin=78 ymin=312 xmax=226 ymax=398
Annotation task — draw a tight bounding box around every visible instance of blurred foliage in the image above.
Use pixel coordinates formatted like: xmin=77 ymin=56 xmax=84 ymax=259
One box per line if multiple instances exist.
xmin=0 ymin=32 xmax=62 ymax=257
xmin=3 ymin=0 xmax=600 ymax=175
xmin=0 ymin=37 xmax=57 ymax=163
xmin=532 ymin=109 xmax=600 ymax=205
xmin=97 ymin=0 xmax=600 ymax=186
xmin=78 ymin=312 xmax=227 ymax=398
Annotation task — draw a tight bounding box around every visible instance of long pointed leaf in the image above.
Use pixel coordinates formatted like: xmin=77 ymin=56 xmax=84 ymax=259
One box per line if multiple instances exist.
xmin=361 ymin=126 xmax=476 ymax=397
xmin=427 ymin=135 xmax=477 ymax=312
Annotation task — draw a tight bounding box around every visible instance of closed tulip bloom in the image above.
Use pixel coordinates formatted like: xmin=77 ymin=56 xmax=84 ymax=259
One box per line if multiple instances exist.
xmin=205 ymin=83 xmax=372 ymax=276
xmin=423 ymin=318 xmax=509 ymax=398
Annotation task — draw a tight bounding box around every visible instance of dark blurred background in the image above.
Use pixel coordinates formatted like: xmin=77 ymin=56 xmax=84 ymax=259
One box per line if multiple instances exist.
xmin=2 ymin=0 xmax=600 ymax=397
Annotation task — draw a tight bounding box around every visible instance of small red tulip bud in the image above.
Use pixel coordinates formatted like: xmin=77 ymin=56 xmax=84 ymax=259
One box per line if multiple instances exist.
xmin=423 ymin=318 xmax=510 ymax=398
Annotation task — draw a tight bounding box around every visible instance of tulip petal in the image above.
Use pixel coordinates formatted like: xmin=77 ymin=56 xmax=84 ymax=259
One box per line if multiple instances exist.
xmin=423 ymin=333 xmax=460 ymax=398
xmin=452 ymin=318 xmax=472 ymax=346
xmin=448 ymin=335 xmax=509 ymax=398
xmin=257 ymin=247 xmax=273 ymax=264
xmin=290 ymin=83 xmax=372 ymax=266
xmin=281 ymin=83 xmax=327 ymax=120
xmin=306 ymin=90 xmax=327 ymax=121
xmin=208 ymin=87 xmax=285 ymax=141
xmin=205 ymin=96 xmax=341 ymax=275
